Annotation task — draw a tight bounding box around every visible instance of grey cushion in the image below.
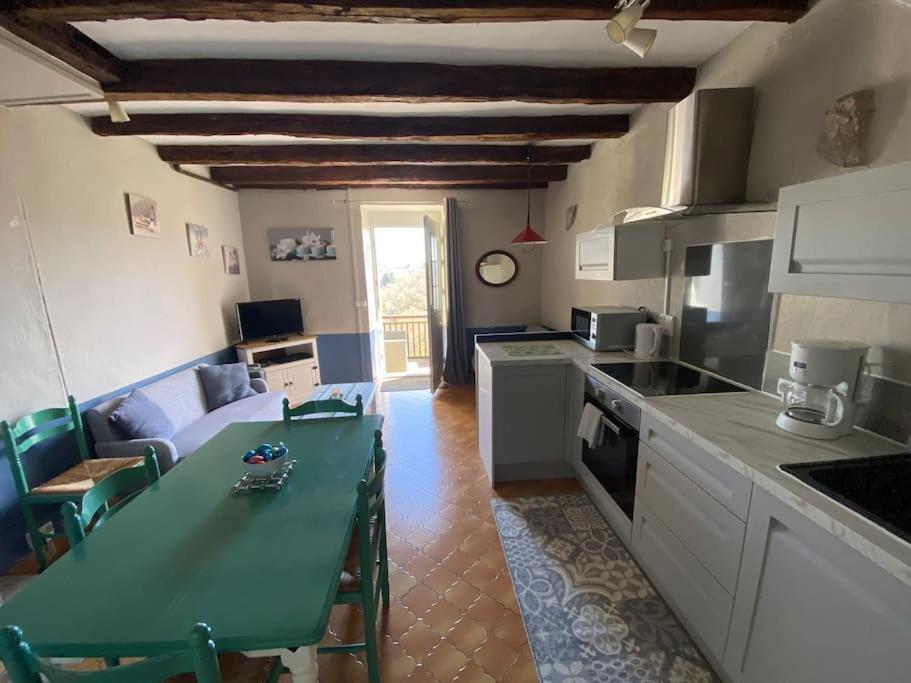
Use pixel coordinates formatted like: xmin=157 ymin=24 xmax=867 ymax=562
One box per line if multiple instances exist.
xmin=170 ymin=391 xmax=286 ymax=458
xmin=199 ymin=363 xmax=257 ymax=411
xmin=141 ymin=368 xmax=209 ymax=432
xmin=109 ymin=389 xmax=175 ymax=440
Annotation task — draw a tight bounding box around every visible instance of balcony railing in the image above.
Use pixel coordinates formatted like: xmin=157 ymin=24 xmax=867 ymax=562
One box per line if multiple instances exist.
xmin=382 ymin=314 xmax=429 ymax=359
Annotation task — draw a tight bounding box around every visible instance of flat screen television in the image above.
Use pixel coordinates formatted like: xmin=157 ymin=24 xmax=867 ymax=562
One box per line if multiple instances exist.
xmin=236 ymin=299 xmax=303 ymax=342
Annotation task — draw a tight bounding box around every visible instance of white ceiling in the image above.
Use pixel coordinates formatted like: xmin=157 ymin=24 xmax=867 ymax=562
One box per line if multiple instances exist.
xmin=75 ymin=18 xmax=751 ymax=68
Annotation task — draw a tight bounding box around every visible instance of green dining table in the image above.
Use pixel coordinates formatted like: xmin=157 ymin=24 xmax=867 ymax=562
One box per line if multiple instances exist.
xmin=0 ymin=415 xmax=384 ymax=683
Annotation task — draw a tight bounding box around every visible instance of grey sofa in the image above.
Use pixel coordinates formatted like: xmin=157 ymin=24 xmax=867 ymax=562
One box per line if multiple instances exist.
xmin=86 ymin=366 xmax=286 ymax=472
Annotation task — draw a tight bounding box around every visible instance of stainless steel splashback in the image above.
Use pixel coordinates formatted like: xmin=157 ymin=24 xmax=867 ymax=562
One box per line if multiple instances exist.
xmin=680 ymin=239 xmax=774 ymax=389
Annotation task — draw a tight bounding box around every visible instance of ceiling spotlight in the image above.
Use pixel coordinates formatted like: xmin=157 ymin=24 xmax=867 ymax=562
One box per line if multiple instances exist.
xmin=606 ymin=0 xmax=657 ymax=59
xmin=107 ymin=100 xmax=130 ymax=123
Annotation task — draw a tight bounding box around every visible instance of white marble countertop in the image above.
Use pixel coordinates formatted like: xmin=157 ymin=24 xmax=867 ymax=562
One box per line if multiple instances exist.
xmin=478 ymin=338 xmax=911 ymax=587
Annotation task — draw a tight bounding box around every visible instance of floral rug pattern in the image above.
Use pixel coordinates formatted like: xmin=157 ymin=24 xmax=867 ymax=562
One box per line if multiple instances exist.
xmin=491 ymin=494 xmax=718 ymax=683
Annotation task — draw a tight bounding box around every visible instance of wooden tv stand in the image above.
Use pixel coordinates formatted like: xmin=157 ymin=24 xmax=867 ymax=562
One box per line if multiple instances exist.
xmin=235 ymin=335 xmax=321 ymax=405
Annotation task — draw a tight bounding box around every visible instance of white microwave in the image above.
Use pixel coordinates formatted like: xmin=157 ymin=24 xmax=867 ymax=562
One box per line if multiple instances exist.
xmin=571 ymin=306 xmax=646 ymax=351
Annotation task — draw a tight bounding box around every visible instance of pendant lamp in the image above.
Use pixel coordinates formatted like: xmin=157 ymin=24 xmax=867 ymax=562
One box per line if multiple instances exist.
xmin=511 ymin=145 xmax=547 ymax=247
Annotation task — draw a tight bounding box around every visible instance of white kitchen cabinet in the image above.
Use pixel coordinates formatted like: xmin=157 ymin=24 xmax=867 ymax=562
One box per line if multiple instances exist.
xmin=575 ymin=223 xmax=666 ymax=281
xmin=636 ymin=442 xmax=746 ymax=594
xmin=563 ymin=365 xmax=585 ymax=468
xmin=769 ymin=162 xmax=911 ymax=304
xmin=639 ymin=413 xmax=752 ymax=520
xmin=632 ymin=497 xmax=734 ymax=670
xmin=475 ymin=354 xmax=571 ymax=484
xmin=724 ymin=487 xmax=911 ymax=683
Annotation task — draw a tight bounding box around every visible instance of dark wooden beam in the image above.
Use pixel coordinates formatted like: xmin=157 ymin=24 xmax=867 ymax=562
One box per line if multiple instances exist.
xmin=231 ymin=182 xmax=551 ymax=190
xmin=0 ymin=13 xmax=122 ymax=83
xmin=92 ymin=113 xmax=628 ymax=141
xmin=158 ymin=144 xmax=591 ymax=166
xmin=209 ymin=164 xmax=568 ymax=185
xmin=13 ymin=1 xmax=810 ymax=23
xmin=109 ymin=60 xmax=694 ymax=104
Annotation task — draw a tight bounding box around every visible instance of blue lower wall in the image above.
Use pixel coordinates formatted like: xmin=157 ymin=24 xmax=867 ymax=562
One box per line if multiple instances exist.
xmin=0 ymin=346 xmax=235 ymax=572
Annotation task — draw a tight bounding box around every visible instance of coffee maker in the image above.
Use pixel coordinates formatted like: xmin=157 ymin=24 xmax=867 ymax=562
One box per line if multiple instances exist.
xmin=776 ymin=340 xmax=869 ymax=440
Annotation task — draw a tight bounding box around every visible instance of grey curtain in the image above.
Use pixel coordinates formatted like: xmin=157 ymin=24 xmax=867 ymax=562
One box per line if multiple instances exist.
xmin=442 ymin=197 xmax=471 ymax=384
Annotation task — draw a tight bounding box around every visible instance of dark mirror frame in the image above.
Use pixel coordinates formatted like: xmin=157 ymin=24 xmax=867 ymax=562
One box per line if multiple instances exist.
xmin=475 ymin=249 xmax=519 ymax=288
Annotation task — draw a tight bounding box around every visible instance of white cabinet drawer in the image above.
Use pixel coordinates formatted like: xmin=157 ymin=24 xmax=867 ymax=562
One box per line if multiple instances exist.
xmin=640 ymin=412 xmax=752 ymax=520
xmin=637 ymin=442 xmax=746 ymax=593
xmin=633 ymin=498 xmax=734 ymax=664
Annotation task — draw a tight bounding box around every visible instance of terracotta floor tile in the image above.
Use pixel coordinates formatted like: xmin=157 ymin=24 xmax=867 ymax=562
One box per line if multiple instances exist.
xmin=441 ymin=549 xmax=476 ymax=575
xmin=379 ymin=603 xmax=418 ymax=643
xmin=445 ymin=617 xmax=488 ymax=657
xmin=486 ymin=573 xmax=518 ymax=610
xmin=453 ymin=661 xmax=498 ymax=683
xmin=423 ymin=564 xmax=459 ymax=596
xmin=503 ymin=656 xmax=539 ymax=683
xmin=400 ymin=583 xmax=440 ymax=618
xmin=465 ymin=594 xmax=508 ymax=631
xmin=403 ymin=551 xmax=438 ymax=579
xmin=397 ymin=621 xmax=440 ymax=663
xmin=389 ymin=567 xmax=419 ymax=600
xmin=407 ymin=665 xmax=437 ymax=682
xmin=463 ymin=561 xmax=500 ymax=591
xmin=422 ymin=641 xmax=469 ymax=682
xmin=472 ymin=634 xmax=519 ymax=680
xmin=492 ymin=611 xmax=528 ymax=650
xmin=378 ymin=645 xmax=417 ymax=681
xmin=421 ymin=598 xmax=463 ymax=635
xmin=443 ymin=579 xmax=482 ymax=612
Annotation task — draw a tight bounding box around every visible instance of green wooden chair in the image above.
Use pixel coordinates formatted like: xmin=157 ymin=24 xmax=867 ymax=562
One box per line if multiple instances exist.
xmin=1 ymin=397 xmax=147 ymax=570
xmin=61 ymin=446 xmax=160 ymax=548
xmin=318 ymin=429 xmax=389 ymax=683
xmin=0 ymin=622 xmax=222 ymax=682
xmin=282 ymin=394 xmax=363 ymax=422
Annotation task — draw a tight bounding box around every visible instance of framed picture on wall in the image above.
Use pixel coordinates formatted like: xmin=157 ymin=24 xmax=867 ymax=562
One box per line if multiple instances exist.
xmin=268 ymin=227 xmax=337 ymax=262
xmin=186 ymin=223 xmax=209 ymax=257
xmin=125 ymin=193 xmax=160 ymax=237
xmin=222 ymin=245 xmax=240 ymax=274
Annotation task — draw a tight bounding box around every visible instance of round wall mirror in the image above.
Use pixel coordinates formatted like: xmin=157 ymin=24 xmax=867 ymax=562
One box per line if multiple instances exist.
xmin=476 ymin=250 xmax=519 ymax=288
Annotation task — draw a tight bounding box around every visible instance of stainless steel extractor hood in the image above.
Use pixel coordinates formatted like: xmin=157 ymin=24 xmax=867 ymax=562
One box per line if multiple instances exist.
xmin=613 ymin=87 xmax=769 ymax=225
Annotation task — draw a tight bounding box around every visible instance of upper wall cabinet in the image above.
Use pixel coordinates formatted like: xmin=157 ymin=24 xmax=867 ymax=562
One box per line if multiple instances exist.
xmin=575 ymin=223 xmax=666 ymax=281
xmin=769 ymin=162 xmax=911 ymax=304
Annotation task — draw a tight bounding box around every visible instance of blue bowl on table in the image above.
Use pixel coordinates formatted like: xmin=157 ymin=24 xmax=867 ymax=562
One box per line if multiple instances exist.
xmin=242 ymin=442 xmax=289 ymax=477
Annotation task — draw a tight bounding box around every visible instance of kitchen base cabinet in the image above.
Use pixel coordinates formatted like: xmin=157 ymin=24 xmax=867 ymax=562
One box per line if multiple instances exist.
xmin=632 ymin=498 xmax=734 ymax=672
xmin=564 ymin=365 xmax=585 ymax=468
xmin=476 ymin=353 xmax=571 ymax=485
xmin=724 ymin=488 xmax=911 ymax=683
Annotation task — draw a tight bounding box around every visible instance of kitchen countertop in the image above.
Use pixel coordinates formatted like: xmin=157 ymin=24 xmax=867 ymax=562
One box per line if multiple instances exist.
xmin=476 ymin=339 xmax=911 ymax=587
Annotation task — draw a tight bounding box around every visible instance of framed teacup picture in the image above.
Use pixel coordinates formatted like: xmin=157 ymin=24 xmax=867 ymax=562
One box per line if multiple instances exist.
xmin=186 ymin=223 xmax=209 ymax=257
xmin=268 ymin=227 xmax=337 ymax=262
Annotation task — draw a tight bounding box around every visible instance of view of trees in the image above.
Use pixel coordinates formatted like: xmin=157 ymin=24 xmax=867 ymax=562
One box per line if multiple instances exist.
xmin=380 ymin=265 xmax=427 ymax=316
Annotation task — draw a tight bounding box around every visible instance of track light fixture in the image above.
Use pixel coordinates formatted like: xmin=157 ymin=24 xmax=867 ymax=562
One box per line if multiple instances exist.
xmin=107 ymin=100 xmax=130 ymax=123
xmin=606 ymin=0 xmax=657 ymax=59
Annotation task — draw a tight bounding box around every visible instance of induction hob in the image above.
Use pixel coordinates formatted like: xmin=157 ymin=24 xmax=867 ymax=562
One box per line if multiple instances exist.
xmin=591 ymin=361 xmax=748 ymax=397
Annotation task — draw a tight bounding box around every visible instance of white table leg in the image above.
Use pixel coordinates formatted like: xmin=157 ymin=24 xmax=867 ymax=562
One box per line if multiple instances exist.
xmin=242 ymin=645 xmax=318 ymax=683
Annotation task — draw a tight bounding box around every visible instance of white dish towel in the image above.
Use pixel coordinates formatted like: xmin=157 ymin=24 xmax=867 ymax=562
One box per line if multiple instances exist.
xmin=577 ymin=403 xmax=604 ymax=447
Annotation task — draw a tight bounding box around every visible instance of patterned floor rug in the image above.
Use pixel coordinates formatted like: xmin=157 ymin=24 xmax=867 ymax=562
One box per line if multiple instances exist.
xmin=491 ymin=494 xmax=719 ymax=683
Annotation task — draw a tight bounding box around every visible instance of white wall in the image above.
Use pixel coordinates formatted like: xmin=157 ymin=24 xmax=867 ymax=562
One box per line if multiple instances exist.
xmin=238 ymin=187 xmax=546 ymax=334
xmin=0 ymin=105 xmax=250 ymax=417
xmin=541 ymin=0 xmax=911 ymax=383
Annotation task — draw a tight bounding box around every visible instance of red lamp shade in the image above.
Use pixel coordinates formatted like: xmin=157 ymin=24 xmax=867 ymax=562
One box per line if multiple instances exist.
xmin=511 ymin=223 xmax=548 ymax=245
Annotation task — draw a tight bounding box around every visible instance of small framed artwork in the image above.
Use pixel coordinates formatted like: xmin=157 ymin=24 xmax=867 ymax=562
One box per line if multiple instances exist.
xmin=222 ymin=245 xmax=240 ymax=274
xmin=125 ymin=193 xmax=160 ymax=237
xmin=186 ymin=223 xmax=209 ymax=257
xmin=268 ymin=227 xmax=337 ymax=262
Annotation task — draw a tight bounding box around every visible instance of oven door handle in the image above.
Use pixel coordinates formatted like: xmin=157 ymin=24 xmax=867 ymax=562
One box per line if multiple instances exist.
xmin=600 ymin=413 xmax=623 ymax=436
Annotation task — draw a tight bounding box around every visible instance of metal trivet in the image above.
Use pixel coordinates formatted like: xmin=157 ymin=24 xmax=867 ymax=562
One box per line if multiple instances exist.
xmin=232 ymin=459 xmax=298 ymax=494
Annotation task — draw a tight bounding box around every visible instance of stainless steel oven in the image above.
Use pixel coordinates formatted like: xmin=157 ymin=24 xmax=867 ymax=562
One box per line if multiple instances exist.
xmin=581 ymin=375 xmax=641 ymax=533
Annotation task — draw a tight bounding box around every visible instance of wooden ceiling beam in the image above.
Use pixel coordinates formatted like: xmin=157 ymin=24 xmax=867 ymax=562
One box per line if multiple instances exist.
xmin=0 ymin=13 xmax=122 ymax=83
xmin=109 ymin=60 xmax=695 ymax=104
xmin=12 ymin=1 xmax=811 ymax=23
xmin=92 ymin=113 xmax=628 ymax=141
xmin=157 ymin=144 xmax=592 ymax=166
xmin=209 ymin=164 xmax=568 ymax=185
xmin=231 ymin=182 xmax=551 ymax=190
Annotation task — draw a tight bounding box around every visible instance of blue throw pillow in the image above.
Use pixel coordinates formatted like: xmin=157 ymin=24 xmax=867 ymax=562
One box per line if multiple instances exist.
xmin=199 ymin=363 xmax=257 ymax=411
xmin=109 ymin=389 xmax=175 ymax=440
